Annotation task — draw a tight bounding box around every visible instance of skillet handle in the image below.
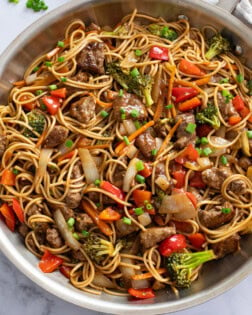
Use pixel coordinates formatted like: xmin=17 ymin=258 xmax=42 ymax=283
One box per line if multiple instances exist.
xmin=216 ymin=0 xmax=240 ymax=13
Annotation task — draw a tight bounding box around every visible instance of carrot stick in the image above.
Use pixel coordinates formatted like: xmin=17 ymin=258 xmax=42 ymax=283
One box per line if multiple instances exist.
xmin=157 ymin=118 xmax=182 ymax=156
xmin=115 ymin=120 xmax=155 ymax=155
xmin=178 ymin=97 xmax=202 ymax=112
xmin=78 ymin=144 xmax=110 ymax=150
xmin=153 ymin=97 xmax=164 ymax=122
xmin=35 ymin=130 xmax=47 ymax=148
xmin=13 ymin=80 xmax=25 ymax=87
xmin=89 ymin=93 xmax=113 ymax=108
xmin=228 ymin=115 xmax=242 ymax=125
xmin=164 ymin=63 xmax=176 ymax=118
xmin=131 ymin=268 xmax=167 ymax=280
xmin=58 ymin=150 xmax=77 ymax=162
xmin=193 ymin=76 xmax=211 ymax=86
xmin=179 ymin=59 xmax=205 ymax=76
xmin=223 ymin=63 xmax=238 ymax=71
xmin=81 ymin=200 xmax=113 ymax=236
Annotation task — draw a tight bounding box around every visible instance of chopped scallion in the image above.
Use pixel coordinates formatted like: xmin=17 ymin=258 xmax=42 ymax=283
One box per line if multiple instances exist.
xmin=60 ymin=77 xmax=67 ymax=82
xmin=220 ymin=155 xmax=228 ymax=165
xmin=65 ymin=139 xmax=73 ymax=148
xmin=57 ymin=56 xmax=65 ymax=63
xmin=185 ymin=123 xmax=196 ymax=134
xmin=134 ymin=207 xmax=144 ymax=215
xmin=130 ymin=68 xmax=139 ymax=77
xmin=135 ymin=174 xmax=145 ymax=184
xmin=136 ymin=160 xmax=144 ymax=171
xmin=118 ymin=89 xmax=124 ymax=97
xmin=44 ymin=61 xmax=52 ymax=67
xmin=131 ymin=109 xmax=139 ymax=118
xmin=236 ymin=74 xmax=244 ymax=83
xmin=122 ymin=217 xmax=132 ymax=225
xmin=100 ymin=110 xmax=109 ymax=118
xmin=57 ymin=41 xmax=65 ymax=48
xmin=72 ymin=232 xmax=80 ymax=240
xmin=165 ymin=104 xmax=173 ymax=109
xmin=123 ymin=136 xmax=130 ymax=145
xmin=49 ymin=84 xmax=57 ymax=90
xmin=94 ymin=179 xmax=101 ymax=186
xmin=202 ymin=147 xmax=212 ymax=156
xmin=247 ymin=130 xmax=252 ymax=139
xmin=201 ymin=137 xmax=209 ymax=144
xmin=135 ymin=49 xmax=142 ymax=56
xmin=151 ymin=149 xmax=157 ymax=156
xmin=67 ymin=217 xmax=75 ymax=228
xmin=81 ymin=230 xmax=89 ymax=237
xmin=221 ymin=207 xmax=231 ymax=214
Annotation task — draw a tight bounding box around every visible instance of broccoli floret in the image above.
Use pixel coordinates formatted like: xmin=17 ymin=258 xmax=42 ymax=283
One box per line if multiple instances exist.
xmin=106 ymin=63 xmax=154 ymax=106
xmin=167 ymin=250 xmax=216 ymax=289
xmin=23 ymin=110 xmax=46 ymax=137
xmin=147 ymin=24 xmax=178 ymax=41
xmin=101 ymin=24 xmax=128 ymax=36
xmin=205 ymin=33 xmax=231 ymax=60
xmin=83 ymin=233 xmax=115 ymax=264
xmin=196 ymin=104 xmax=220 ymax=129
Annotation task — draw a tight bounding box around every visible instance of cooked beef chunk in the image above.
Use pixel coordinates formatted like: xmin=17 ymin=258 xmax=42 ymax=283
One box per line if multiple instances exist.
xmin=0 ymin=134 xmax=8 ymax=158
xmin=64 ymin=162 xmax=83 ymax=208
xmin=72 ymin=250 xmax=86 ymax=262
xmin=77 ymin=41 xmax=105 ymax=74
xmin=70 ymin=96 xmax=96 ymax=124
xmin=154 ymin=120 xmax=168 ymax=138
xmin=226 ymin=130 xmax=238 ymax=141
xmin=87 ymin=191 xmax=114 ymax=205
xmin=212 ymin=234 xmax=240 ymax=258
xmin=174 ymin=113 xmax=196 ymax=149
xmin=75 ymin=213 xmax=93 ymax=232
xmin=202 ymin=167 xmax=232 ymax=190
xmin=44 ymin=125 xmax=69 ymax=148
xmin=111 ymin=167 xmax=126 ymax=189
xmin=34 ymin=222 xmax=49 ymax=244
xmin=86 ymin=22 xmax=101 ymax=32
xmin=135 ymin=132 xmax=157 ymax=159
xmin=140 ymin=227 xmax=176 ymax=249
xmin=228 ymin=179 xmax=247 ymax=194
xmin=26 ymin=204 xmax=42 ymax=217
xmin=198 ymin=201 xmax=235 ymax=229
xmin=115 ymin=219 xmax=139 ymax=237
xmin=217 ymin=93 xmax=237 ymax=120
xmin=152 ymin=280 xmax=166 ymax=291
xmin=113 ymin=93 xmax=147 ymax=122
xmin=18 ymin=223 xmax=29 ymax=238
xmin=238 ymin=157 xmax=252 ymax=170
xmin=71 ymin=70 xmax=89 ymax=82
xmin=46 ymin=228 xmax=63 ymax=248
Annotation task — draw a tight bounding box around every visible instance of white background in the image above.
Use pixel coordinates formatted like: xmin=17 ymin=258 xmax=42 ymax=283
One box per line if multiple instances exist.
xmin=0 ymin=1 xmax=251 ymax=315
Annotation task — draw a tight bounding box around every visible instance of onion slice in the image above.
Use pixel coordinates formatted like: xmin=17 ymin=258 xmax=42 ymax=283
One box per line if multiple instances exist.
xmin=123 ymin=157 xmax=139 ymax=192
xmin=123 ymin=119 xmax=137 ymax=135
xmin=36 ymin=149 xmax=53 ymax=179
xmin=78 ymin=148 xmax=99 ymax=184
xmin=25 ymin=73 xmax=37 ymax=85
xmin=54 ymin=209 xmax=81 ymax=251
xmin=92 ymin=272 xmax=115 ymax=288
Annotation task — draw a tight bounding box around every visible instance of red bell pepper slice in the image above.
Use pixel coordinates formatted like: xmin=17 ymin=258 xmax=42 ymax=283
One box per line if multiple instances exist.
xmin=12 ymin=198 xmax=24 ymax=223
xmin=39 ymin=250 xmax=63 ymax=273
xmin=159 ymin=234 xmax=186 ymax=257
xmin=0 ymin=203 xmax=15 ymax=232
xmin=175 ymin=143 xmax=199 ymax=164
xmin=42 ymin=95 xmax=61 ymax=115
xmin=20 ymin=95 xmax=36 ymax=111
xmin=172 ymin=169 xmax=186 ymax=188
xmin=100 ymin=181 xmax=125 ymax=202
xmin=186 ymin=192 xmax=197 ymax=208
xmin=232 ymin=95 xmax=245 ymax=112
xmin=172 ymin=87 xmax=199 ymax=103
xmin=128 ymin=288 xmax=155 ymax=299
xmin=139 ymin=163 xmax=152 ymax=178
xmin=196 ymin=124 xmax=213 ymax=137
xmin=187 ymin=233 xmax=206 ymax=249
xmin=132 ymin=189 xmax=152 ymax=207
xmin=189 ymin=172 xmax=206 ymax=188
xmin=59 ymin=265 xmax=72 ymax=279
xmin=50 ymin=88 xmax=67 ymax=99
xmin=98 ymin=207 xmax=121 ymax=221
xmin=149 ymin=46 xmax=169 ymax=61
xmin=0 ymin=169 xmax=16 ymax=186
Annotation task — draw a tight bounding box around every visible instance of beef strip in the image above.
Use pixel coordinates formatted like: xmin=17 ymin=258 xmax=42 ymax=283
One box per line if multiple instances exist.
xmin=135 ymin=132 xmax=157 ymax=159
xmin=115 ymin=219 xmax=139 ymax=237
xmin=212 ymin=233 xmax=240 ymax=258
xmin=217 ymin=93 xmax=237 ymax=120
xmin=64 ymin=162 xmax=83 ymax=208
xmin=201 ymin=167 xmax=232 ymax=190
xmin=34 ymin=222 xmax=49 ymax=244
xmin=198 ymin=201 xmax=235 ymax=229
xmin=77 ymin=41 xmax=105 ymax=74
xmin=75 ymin=213 xmax=93 ymax=232
xmin=71 ymin=70 xmax=89 ymax=82
xmin=0 ymin=134 xmax=8 ymax=158
xmin=174 ymin=113 xmax=196 ymax=149
xmin=18 ymin=223 xmax=29 ymax=238
xmin=228 ymin=179 xmax=247 ymax=194
xmin=70 ymin=96 xmax=96 ymax=124
xmin=26 ymin=204 xmax=42 ymax=217
xmin=153 ymin=120 xmax=168 ymax=138
xmin=72 ymin=250 xmax=86 ymax=262
xmin=238 ymin=157 xmax=252 ymax=170
xmin=44 ymin=125 xmax=69 ymax=148
xmin=46 ymin=228 xmax=63 ymax=248
xmin=112 ymin=92 xmax=147 ymax=122
xmin=140 ymin=227 xmax=176 ymax=249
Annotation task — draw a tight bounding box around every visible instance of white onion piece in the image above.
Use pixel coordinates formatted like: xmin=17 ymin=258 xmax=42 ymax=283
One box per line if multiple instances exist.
xmin=138 ymin=212 xmax=152 ymax=226
xmin=155 ymin=175 xmax=170 ymax=191
xmin=159 ymin=193 xmax=196 ymax=220
xmin=92 ymin=272 xmax=115 ymax=289
xmin=208 ymin=136 xmax=231 ymax=157
xmin=155 ymin=137 xmax=163 ymax=151
xmin=119 ymin=123 xmax=127 ymax=136
xmin=197 ymin=157 xmax=213 ymax=170
xmin=25 ymin=73 xmax=37 ymax=85
xmin=36 ymin=149 xmax=53 ymax=178
xmin=123 ymin=157 xmax=139 ymax=192
xmin=120 ymin=51 xmax=138 ymax=68
xmin=131 ymin=278 xmax=150 ymax=289
xmin=58 ymin=142 xmax=72 ymax=156
xmin=126 ymin=144 xmax=138 ymax=159
xmin=120 ymin=257 xmax=135 ymax=280
xmin=78 ymin=148 xmax=99 ymax=184
xmin=54 ymin=209 xmax=80 ymax=251
xmin=123 ymin=119 xmax=136 ymax=135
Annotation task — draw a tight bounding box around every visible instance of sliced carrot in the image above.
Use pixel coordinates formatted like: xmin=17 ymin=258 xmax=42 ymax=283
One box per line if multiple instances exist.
xmin=106 ymin=90 xmax=118 ymax=101
xmin=0 ymin=170 xmax=16 ymax=186
xmin=164 ymin=63 xmax=176 ymax=117
xmin=81 ymin=200 xmax=113 ymax=236
xmin=36 ymin=130 xmax=47 ymax=148
xmin=131 ymin=268 xmax=167 ymax=280
xmin=188 ymin=233 xmax=206 ymax=249
xmin=46 ymin=47 xmax=60 ymax=59
xmin=223 ymin=63 xmax=238 ymax=71
xmin=19 ymin=95 xmax=36 ymax=111
xmin=240 ymin=107 xmax=252 ymax=123
xmin=132 ymin=190 xmax=152 ymax=207
xmin=98 ymin=207 xmax=121 ymax=221
xmin=78 ymin=144 xmax=110 ymax=150
xmin=153 ymin=97 xmax=164 ymax=122
xmin=228 ymin=115 xmax=242 ymax=125
xmin=115 ymin=120 xmax=155 ymax=155
xmin=13 ymin=80 xmax=25 ymax=87
xmin=193 ymin=76 xmax=211 ymax=86
xmin=58 ymin=150 xmax=76 ymax=162
xmin=178 ymin=97 xmax=202 ymax=112
xmin=179 ymin=59 xmax=205 ymax=76
xmin=157 ymin=118 xmax=182 ymax=155
xmin=57 ymin=65 xmax=69 ymax=74
xmin=89 ymin=93 xmax=113 ymax=108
